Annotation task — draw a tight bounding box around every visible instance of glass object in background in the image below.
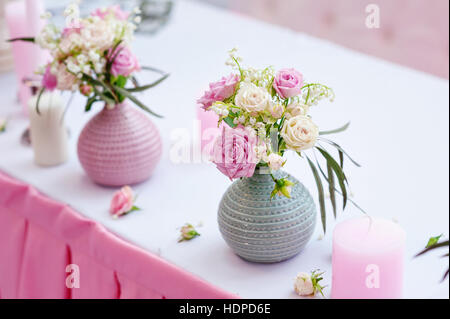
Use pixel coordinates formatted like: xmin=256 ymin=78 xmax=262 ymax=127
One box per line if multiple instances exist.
xmin=136 ymin=0 xmax=174 ymax=34
xmin=45 ymin=0 xmax=174 ymax=34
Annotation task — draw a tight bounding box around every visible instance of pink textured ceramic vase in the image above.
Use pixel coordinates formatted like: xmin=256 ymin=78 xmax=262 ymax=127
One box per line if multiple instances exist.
xmin=77 ymin=102 xmax=162 ymax=186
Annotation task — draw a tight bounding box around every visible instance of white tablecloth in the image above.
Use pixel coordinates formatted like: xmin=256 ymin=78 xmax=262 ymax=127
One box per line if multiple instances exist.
xmin=0 ymin=0 xmax=448 ymax=298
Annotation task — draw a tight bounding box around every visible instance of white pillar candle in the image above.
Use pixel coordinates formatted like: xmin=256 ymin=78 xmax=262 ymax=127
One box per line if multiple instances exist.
xmin=28 ymin=92 xmax=69 ymax=166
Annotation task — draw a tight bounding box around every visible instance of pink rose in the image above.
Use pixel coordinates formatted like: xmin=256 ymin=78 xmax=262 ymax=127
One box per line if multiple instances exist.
xmin=211 ymin=125 xmax=258 ymax=180
xmin=92 ymin=5 xmax=129 ymax=21
xmin=42 ymin=65 xmax=57 ymax=91
xmin=109 ymin=46 xmax=141 ymax=77
xmin=110 ymin=186 xmax=134 ymax=218
xmin=273 ymin=68 xmax=303 ymax=99
xmin=198 ymin=74 xmax=240 ymax=110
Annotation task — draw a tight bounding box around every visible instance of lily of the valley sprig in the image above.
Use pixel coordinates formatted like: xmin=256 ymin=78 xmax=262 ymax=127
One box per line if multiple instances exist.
xmin=110 ymin=186 xmax=141 ymax=219
xmin=199 ymin=49 xmax=362 ymax=233
xmin=9 ymin=2 xmax=168 ymax=116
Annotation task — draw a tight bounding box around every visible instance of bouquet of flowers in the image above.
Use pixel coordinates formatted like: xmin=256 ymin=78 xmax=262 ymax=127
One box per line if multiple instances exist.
xmin=10 ymin=2 xmax=167 ymax=116
xmin=199 ymin=49 xmax=362 ymax=232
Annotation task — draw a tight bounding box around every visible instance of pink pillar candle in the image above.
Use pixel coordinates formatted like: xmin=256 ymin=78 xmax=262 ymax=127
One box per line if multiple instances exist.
xmin=26 ymin=0 xmax=47 ymax=73
xmin=5 ymin=0 xmax=47 ymax=114
xmin=331 ymin=217 xmax=406 ymax=299
xmin=5 ymin=1 xmax=31 ymax=112
xmin=196 ymin=107 xmax=221 ymax=158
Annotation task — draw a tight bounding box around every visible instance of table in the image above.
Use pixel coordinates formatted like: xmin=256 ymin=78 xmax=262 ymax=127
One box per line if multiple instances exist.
xmin=0 ymin=0 xmax=448 ymax=298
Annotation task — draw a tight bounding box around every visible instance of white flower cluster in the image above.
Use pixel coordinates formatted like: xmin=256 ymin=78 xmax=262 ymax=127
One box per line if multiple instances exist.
xmin=35 ymin=2 xmax=140 ymax=92
xmin=300 ymin=83 xmax=335 ymax=106
xmin=210 ymin=50 xmax=334 ymax=171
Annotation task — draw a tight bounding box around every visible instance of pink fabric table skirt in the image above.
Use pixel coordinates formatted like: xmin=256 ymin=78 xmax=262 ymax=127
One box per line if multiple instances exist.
xmin=0 ymin=171 xmax=235 ymax=299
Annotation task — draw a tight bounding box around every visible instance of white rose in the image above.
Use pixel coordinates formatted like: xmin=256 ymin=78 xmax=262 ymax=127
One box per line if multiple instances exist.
xmin=235 ymin=82 xmax=270 ymax=115
xmin=281 ymin=115 xmax=318 ymax=151
xmin=267 ymin=153 xmax=284 ymax=171
xmin=294 ymin=272 xmax=314 ymax=296
xmin=286 ymin=102 xmax=309 ymax=119
xmin=81 ymin=19 xmax=115 ymax=52
xmin=269 ymin=102 xmax=285 ymax=119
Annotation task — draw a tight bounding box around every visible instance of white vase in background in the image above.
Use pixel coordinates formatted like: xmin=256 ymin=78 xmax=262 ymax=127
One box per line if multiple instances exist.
xmin=28 ymin=91 xmax=69 ymax=167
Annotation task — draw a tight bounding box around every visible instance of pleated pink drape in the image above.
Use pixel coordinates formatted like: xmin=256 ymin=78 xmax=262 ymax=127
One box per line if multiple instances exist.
xmin=0 ymin=171 xmax=235 ymax=299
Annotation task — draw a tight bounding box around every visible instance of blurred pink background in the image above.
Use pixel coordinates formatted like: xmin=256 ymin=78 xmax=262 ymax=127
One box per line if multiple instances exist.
xmin=229 ymin=0 xmax=449 ymax=79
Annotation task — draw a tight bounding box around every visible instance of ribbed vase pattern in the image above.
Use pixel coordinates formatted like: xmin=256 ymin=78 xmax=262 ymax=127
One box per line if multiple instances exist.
xmin=77 ymin=103 xmax=162 ymax=187
xmin=218 ymin=170 xmax=317 ymax=263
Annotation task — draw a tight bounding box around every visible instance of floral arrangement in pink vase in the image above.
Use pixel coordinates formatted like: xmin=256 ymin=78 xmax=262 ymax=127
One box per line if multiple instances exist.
xmin=199 ymin=49 xmax=363 ymax=231
xmin=9 ymin=2 xmax=167 ymax=115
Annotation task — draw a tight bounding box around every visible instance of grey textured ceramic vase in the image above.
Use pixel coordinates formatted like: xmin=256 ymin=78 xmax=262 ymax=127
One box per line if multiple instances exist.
xmin=218 ymin=169 xmax=317 ymax=263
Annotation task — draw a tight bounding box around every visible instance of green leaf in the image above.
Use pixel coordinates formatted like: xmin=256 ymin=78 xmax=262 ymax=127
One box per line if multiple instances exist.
xmin=307 ymin=157 xmax=327 ymax=234
xmin=223 ymin=116 xmax=237 ymax=128
xmin=141 ymin=65 xmax=167 ymax=75
xmin=82 ymin=73 xmax=119 ymax=103
xmin=129 ymin=205 xmax=141 ymax=212
xmin=327 ymin=162 xmax=337 ymax=218
xmin=85 ymin=96 xmax=99 ymax=112
xmin=316 ymin=147 xmax=348 ymax=210
xmin=113 ymin=85 xmax=163 ymax=118
xmin=415 ymin=240 xmax=449 ymax=257
xmin=106 ymin=40 xmax=124 ymax=73
xmin=319 ymin=137 xmax=361 ymax=167
xmin=443 ymin=269 xmax=449 ymax=281
xmin=114 ymin=75 xmax=128 ymax=88
xmin=93 ymin=87 xmax=115 ymax=106
xmin=35 ymin=88 xmax=46 ymax=115
xmin=319 ymin=122 xmax=350 ymax=135
xmin=314 ymin=156 xmax=368 ymax=215
xmin=131 ymin=76 xmax=140 ymax=88
xmin=427 ymin=234 xmax=443 ymax=248
xmin=126 ymin=73 xmax=169 ymax=92
xmin=339 ymin=150 xmax=344 ymax=169
xmin=7 ymin=37 xmax=35 ymax=43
